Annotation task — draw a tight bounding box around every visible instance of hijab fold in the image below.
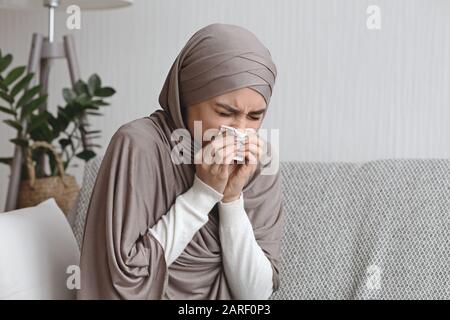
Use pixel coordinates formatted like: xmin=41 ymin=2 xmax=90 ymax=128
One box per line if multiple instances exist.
xmin=77 ymin=23 xmax=283 ymax=300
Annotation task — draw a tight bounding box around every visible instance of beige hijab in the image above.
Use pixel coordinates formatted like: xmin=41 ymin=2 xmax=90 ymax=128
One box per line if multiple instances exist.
xmin=77 ymin=23 xmax=283 ymax=300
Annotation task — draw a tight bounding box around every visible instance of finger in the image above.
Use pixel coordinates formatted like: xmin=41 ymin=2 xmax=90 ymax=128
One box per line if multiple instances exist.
xmin=210 ymin=163 xmax=220 ymax=175
xmin=245 ymin=142 xmax=264 ymax=160
xmin=205 ymin=135 xmax=234 ymax=165
xmin=210 ymin=126 xmax=230 ymax=141
xmin=248 ymin=134 xmax=265 ymax=150
xmin=218 ymin=162 xmax=229 ymax=177
xmin=219 ymin=143 xmax=238 ymax=174
xmin=206 ymin=130 xmax=233 ymax=147
xmin=245 ymin=149 xmax=258 ymax=165
xmin=243 ymin=137 xmax=260 ymax=152
xmin=212 ymin=134 xmax=236 ymax=153
xmin=213 ymin=139 xmax=238 ymax=164
xmin=197 ymin=132 xmax=240 ymax=166
xmin=258 ymin=137 xmax=266 ymax=152
xmin=225 ymin=141 xmax=239 ymax=163
xmin=203 ymin=142 xmax=216 ymax=165
xmin=223 ymin=146 xmax=238 ymax=165
xmin=245 ymin=130 xmax=259 ymax=145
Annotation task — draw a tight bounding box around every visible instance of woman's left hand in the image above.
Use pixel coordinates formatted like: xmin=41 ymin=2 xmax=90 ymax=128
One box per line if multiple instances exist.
xmin=221 ymin=131 xmax=265 ymax=203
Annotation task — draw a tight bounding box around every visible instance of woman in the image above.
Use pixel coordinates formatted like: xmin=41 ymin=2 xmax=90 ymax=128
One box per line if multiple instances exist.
xmin=77 ymin=23 xmax=283 ymax=300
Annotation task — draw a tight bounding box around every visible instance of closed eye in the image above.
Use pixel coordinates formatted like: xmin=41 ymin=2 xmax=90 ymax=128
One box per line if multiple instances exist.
xmin=248 ymin=115 xmax=261 ymax=121
xmin=218 ymin=112 xmax=260 ymax=120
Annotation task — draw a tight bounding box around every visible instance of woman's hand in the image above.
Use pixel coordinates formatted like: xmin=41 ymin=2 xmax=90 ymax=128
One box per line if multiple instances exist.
xmin=194 ymin=131 xmax=238 ymax=194
xmin=222 ymin=132 xmax=265 ymax=203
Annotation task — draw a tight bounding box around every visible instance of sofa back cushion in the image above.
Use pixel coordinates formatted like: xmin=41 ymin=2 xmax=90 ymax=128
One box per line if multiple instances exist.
xmin=271 ymin=160 xmax=450 ymax=300
xmin=71 ymin=157 xmax=103 ymax=248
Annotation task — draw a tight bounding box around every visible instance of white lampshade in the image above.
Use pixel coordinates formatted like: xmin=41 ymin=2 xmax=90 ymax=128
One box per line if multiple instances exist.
xmin=0 ymin=0 xmax=133 ymax=10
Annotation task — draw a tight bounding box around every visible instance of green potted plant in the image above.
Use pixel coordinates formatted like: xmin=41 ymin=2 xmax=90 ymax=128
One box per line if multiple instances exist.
xmin=0 ymin=50 xmax=116 ymax=213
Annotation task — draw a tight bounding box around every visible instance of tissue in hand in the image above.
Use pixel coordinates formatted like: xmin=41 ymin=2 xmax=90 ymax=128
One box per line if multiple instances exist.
xmin=218 ymin=125 xmax=256 ymax=162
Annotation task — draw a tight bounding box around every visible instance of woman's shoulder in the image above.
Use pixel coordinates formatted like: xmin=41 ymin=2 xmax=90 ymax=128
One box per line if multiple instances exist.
xmin=114 ymin=117 xmax=151 ymax=137
xmin=108 ymin=111 xmax=175 ymax=159
xmin=112 ymin=115 xmax=164 ymax=147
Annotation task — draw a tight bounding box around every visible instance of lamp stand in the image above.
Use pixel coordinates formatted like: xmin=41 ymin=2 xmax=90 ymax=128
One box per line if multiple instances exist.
xmin=4 ymin=0 xmax=91 ymax=211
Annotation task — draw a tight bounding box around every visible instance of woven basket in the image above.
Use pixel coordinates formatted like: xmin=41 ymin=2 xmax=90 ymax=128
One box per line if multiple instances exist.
xmin=17 ymin=141 xmax=80 ymax=215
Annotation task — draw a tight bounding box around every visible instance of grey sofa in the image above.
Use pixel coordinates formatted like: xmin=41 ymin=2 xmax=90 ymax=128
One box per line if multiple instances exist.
xmin=70 ymin=157 xmax=450 ymax=300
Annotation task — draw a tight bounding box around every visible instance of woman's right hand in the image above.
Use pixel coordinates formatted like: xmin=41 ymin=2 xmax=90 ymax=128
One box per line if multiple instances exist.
xmin=194 ymin=131 xmax=237 ymax=194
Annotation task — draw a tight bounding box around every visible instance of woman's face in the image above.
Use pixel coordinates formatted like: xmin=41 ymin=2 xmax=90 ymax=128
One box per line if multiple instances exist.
xmin=184 ymin=87 xmax=267 ymax=147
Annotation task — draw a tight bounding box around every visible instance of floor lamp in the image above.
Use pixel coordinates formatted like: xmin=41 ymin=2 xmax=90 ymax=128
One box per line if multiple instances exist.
xmin=2 ymin=0 xmax=133 ymax=212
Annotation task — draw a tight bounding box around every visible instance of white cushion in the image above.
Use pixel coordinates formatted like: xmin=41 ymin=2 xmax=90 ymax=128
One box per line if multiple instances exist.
xmin=0 ymin=198 xmax=80 ymax=299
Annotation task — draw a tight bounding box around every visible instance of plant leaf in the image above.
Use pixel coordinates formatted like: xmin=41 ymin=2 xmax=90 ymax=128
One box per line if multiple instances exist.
xmin=86 ymin=143 xmax=102 ymax=149
xmin=16 ymin=85 xmax=41 ymax=108
xmin=27 ymin=112 xmax=48 ymax=133
xmin=11 ymin=73 xmax=34 ymax=98
xmin=86 ymin=111 xmax=103 ymax=116
xmin=4 ymin=66 xmax=26 ymax=86
xmin=3 ymin=119 xmax=23 ymax=131
xmin=85 ymin=129 xmax=101 ymax=135
xmin=92 ymin=99 xmax=110 ymax=106
xmin=0 ymin=157 xmax=13 ymax=166
xmin=0 ymin=91 xmax=13 ymax=104
xmin=94 ymin=87 xmax=115 ymax=97
xmin=74 ymin=80 xmax=88 ymax=95
xmin=62 ymin=88 xmax=76 ymax=103
xmin=76 ymin=149 xmax=96 ymax=161
xmin=84 ymin=104 xmax=99 ymax=110
xmin=0 ymin=54 xmax=12 ymax=73
xmin=34 ymin=123 xmax=53 ymax=142
xmin=45 ymin=111 xmax=60 ymax=136
xmin=0 ymin=79 xmax=8 ymax=91
xmin=88 ymin=74 xmax=101 ymax=96
xmin=20 ymin=94 xmax=47 ymax=119
xmin=59 ymin=138 xmax=72 ymax=148
xmin=65 ymin=103 xmax=85 ymax=118
xmin=57 ymin=106 xmax=70 ymax=130
xmin=0 ymin=105 xmax=17 ymax=116
xmin=75 ymin=92 xmax=91 ymax=105
xmin=9 ymin=138 xmax=28 ymax=147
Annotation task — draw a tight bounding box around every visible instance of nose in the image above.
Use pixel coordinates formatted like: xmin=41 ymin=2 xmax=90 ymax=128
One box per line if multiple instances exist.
xmin=231 ymin=117 xmax=247 ymax=131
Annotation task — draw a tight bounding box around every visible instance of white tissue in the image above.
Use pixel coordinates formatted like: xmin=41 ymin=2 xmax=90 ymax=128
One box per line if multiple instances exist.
xmin=218 ymin=125 xmax=256 ymax=162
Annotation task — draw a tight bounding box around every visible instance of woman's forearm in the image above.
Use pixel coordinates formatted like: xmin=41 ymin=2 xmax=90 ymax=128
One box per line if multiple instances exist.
xmin=148 ymin=174 xmax=223 ymax=266
xmin=218 ymin=193 xmax=274 ymax=300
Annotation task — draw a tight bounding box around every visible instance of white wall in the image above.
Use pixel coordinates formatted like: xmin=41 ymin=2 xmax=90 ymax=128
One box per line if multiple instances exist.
xmin=1 ymin=0 xmax=450 ymax=209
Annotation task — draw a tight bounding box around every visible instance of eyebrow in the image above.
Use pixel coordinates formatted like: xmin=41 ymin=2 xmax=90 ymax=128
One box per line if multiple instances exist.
xmin=215 ymin=102 xmax=266 ymax=115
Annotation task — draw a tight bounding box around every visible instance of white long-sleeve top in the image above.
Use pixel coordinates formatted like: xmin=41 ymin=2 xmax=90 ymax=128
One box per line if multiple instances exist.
xmin=148 ymin=174 xmax=273 ymax=300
